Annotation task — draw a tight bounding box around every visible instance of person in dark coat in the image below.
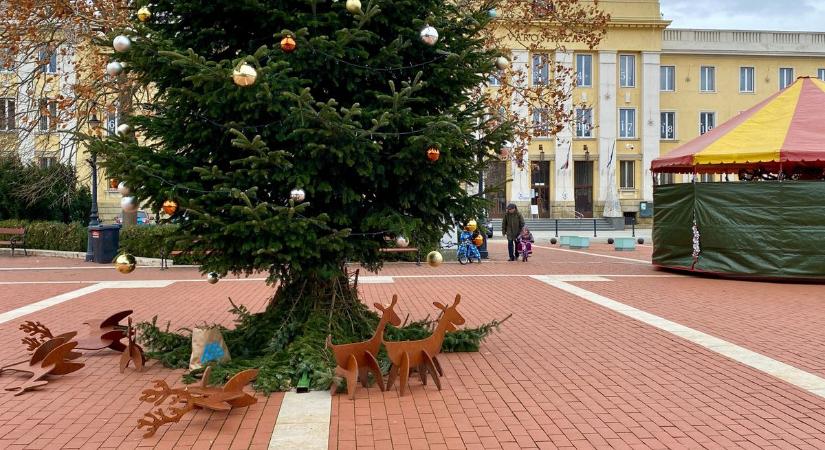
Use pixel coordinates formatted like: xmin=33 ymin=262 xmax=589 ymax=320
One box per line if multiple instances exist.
xmin=501 ymin=203 xmax=525 ymax=261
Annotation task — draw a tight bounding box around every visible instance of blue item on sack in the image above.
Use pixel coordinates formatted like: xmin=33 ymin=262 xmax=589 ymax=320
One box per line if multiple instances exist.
xmin=200 ymin=341 xmax=225 ymax=363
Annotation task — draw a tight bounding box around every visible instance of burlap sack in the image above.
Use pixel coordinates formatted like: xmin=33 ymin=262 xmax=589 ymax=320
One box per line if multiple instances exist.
xmin=189 ymin=326 xmax=231 ymax=370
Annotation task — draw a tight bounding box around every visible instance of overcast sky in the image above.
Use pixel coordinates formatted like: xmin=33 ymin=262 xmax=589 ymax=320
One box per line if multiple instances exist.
xmin=661 ymin=0 xmax=825 ymax=32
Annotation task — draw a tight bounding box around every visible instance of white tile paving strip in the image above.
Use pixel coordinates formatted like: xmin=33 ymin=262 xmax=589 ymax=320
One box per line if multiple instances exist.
xmin=0 ymin=280 xmax=174 ymax=324
xmin=268 ymin=390 xmax=331 ymax=450
xmin=532 ymin=244 xmax=650 ymax=264
xmin=533 ymin=276 xmax=825 ymax=399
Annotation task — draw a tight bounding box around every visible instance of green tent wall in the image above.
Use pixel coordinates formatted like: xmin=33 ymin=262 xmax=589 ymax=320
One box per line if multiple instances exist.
xmin=653 ymin=182 xmax=825 ymax=279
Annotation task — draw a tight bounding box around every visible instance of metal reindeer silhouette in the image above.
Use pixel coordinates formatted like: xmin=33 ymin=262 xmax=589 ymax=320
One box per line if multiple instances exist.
xmin=0 ymin=334 xmax=84 ymax=395
xmin=385 ymin=294 xmax=465 ymax=396
xmin=327 ymin=294 xmax=402 ymax=398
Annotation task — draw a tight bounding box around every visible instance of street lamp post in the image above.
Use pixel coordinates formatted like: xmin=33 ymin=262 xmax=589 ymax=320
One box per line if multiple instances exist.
xmin=85 ymin=114 xmax=101 ymax=262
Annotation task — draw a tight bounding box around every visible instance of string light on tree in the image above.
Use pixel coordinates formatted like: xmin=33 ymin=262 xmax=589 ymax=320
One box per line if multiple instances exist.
xmin=232 ymin=63 xmax=257 ymax=87
xmin=290 ymin=189 xmax=306 ymax=202
xmin=115 ymin=254 xmax=137 ymax=274
xmin=207 ymin=272 xmax=220 ymax=284
xmin=281 ymin=35 xmax=297 ymax=53
xmin=137 ymin=6 xmax=151 ymax=22
xmin=427 ymin=146 xmax=440 ymax=161
xmin=113 ymin=35 xmax=131 ymax=52
xmin=420 ymin=25 xmax=439 ymax=46
xmin=106 ymin=61 xmax=123 ymax=77
xmin=346 ymin=0 xmax=362 ymax=14
xmin=121 ymin=196 xmax=138 ymax=213
xmin=162 ymin=200 xmax=178 ymax=215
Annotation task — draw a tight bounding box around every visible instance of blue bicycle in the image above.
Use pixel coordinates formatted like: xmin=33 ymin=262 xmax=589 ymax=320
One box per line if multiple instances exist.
xmin=456 ymin=232 xmax=481 ymax=265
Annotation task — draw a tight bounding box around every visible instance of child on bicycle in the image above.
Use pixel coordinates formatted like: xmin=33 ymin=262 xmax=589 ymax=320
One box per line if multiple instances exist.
xmin=516 ymin=226 xmax=534 ymax=262
xmin=458 ymin=224 xmax=482 ymax=263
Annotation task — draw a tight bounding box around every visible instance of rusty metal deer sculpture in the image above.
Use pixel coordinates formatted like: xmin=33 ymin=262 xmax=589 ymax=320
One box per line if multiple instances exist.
xmin=327 ymin=294 xmax=402 ymax=398
xmin=385 ymin=294 xmax=465 ymax=396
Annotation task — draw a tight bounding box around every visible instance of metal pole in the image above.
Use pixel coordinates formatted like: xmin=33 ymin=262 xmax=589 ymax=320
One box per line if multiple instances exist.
xmin=85 ymin=154 xmax=99 ymax=262
xmin=478 ymin=168 xmax=488 ymax=259
xmin=593 ymin=219 xmax=597 ymax=238
xmin=632 ymin=217 xmax=636 ymax=238
xmin=555 ymin=219 xmax=558 ymax=238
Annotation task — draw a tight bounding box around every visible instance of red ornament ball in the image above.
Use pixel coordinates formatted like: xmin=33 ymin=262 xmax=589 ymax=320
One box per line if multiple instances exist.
xmin=281 ymin=36 xmax=296 ymax=53
xmin=427 ymin=146 xmax=440 ymax=161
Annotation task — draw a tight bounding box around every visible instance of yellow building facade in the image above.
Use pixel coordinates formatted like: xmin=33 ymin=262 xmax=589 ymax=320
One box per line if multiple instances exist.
xmin=488 ymin=0 xmax=825 ymax=223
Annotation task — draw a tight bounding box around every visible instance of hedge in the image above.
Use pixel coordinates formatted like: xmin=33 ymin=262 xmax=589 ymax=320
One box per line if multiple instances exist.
xmin=0 ymin=220 xmax=88 ymax=252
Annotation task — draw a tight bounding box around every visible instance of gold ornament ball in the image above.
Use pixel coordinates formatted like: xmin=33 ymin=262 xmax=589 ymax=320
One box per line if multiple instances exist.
xmin=420 ymin=25 xmax=439 ymax=46
xmin=281 ymin=36 xmax=297 ymax=53
xmin=495 ymin=56 xmax=510 ymax=70
xmin=473 ymin=235 xmax=484 ymax=247
xmin=232 ymin=63 xmax=257 ymax=87
xmin=466 ymin=219 xmax=477 ymax=232
xmin=426 ymin=251 xmax=443 ymax=267
xmin=137 ymin=6 xmax=151 ymax=22
xmin=207 ymin=272 xmax=220 ymax=284
xmin=427 ymin=146 xmax=440 ymax=161
xmin=116 ymin=123 xmax=131 ymax=136
xmin=162 ymin=200 xmax=178 ymax=215
xmin=346 ymin=0 xmax=362 ymax=14
xmin=115 ymin=254 xmax=137 ymax=274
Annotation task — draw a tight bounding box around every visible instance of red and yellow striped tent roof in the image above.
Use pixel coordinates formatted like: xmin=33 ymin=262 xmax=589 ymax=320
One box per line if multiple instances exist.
xmin=652 ymin=77 xmax=825 ymax=173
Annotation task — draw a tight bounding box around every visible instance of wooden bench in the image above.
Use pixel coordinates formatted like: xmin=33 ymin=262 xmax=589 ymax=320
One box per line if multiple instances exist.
xmin=378 ymin=247 xmax=421 ymax=266
xmin=613 ymin=237 xmax=636 ymax=252
xmin=0 ymin=227 xmax=27 ymax=256
xmin=161 ymin=248 xmax=216 ymax=269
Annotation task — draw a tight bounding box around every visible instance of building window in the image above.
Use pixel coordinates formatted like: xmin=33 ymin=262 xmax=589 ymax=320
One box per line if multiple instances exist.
xmin=660 ymin=66 xmax=675 ymax=91
xmin=38 ymin=99 xmax=57 ymax=132
xmin=700 ymin=112 xmax=715 ymax=135
xmin=660 ymin=112 xmax=675 ymax=140
xmin=619 ymin=108 xmax=635 ymax=138
xmin=488 ymin=69 xmax=502 ymax=86
xmin=740 ymin=67 xmax=755 ymax=93
xmin=39 ymin=48 xmax=57 ymax=74
xmin=38 ymin=157 xmax=57 ymax=169
xmin=576 ymin=54 xmax=592 ymax=87
xmin=0 ymin=48 xmax=13 ymax=72
xmin=0 ymin=98 xmax=15 ymax=131
xmin=620 ymin=161 xmax=635 ymax=189
xmin=532 ymin=0 xmax=555 ymax=16
xmin=657 ymin=173 xmax=674 ymax=185
xmin=532 ymin=108 xmax=550 ymax=137
xmin=779 ymin=68 xmax=794 ymax=89
xmin=620 ymin=55 xmax=635 ymax=87
xmin=575 ymin=108 xmax=592 ymax=138
xmin=700 ymin=66 xmax=715 ymax=92
xmin=818 ymin=68 xmax=825 ymax=81
xmin=532 ymin=53 xmax=549 ymax=86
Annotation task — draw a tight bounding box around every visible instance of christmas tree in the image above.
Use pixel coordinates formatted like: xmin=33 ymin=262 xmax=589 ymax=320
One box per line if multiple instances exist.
xmin=95 ymin=0 xmax=606 ymax=389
